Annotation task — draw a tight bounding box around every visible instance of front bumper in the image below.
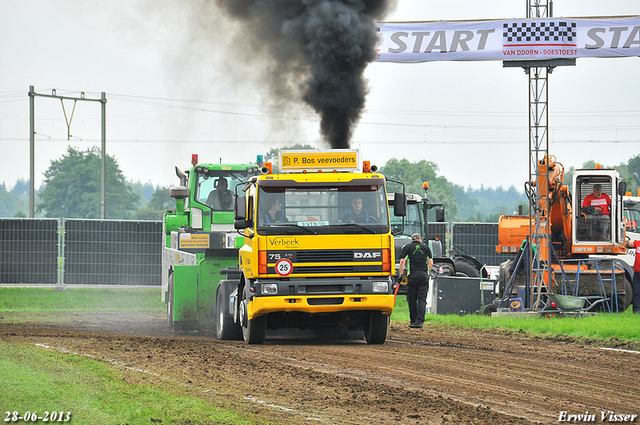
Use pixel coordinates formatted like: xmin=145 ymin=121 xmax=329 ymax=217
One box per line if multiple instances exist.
xmin=246 ymin=276 xmax=395 ymax=320
xmin=248 ymin=294 xmax=395 ymax=320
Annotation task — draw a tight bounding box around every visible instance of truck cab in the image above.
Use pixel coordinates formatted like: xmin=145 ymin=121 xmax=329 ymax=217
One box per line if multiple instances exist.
xmin=162 ymin=156 xmax=260 ymax=331
xmin=230 ymin=149 xmax=405 ymax=344
xmin=572 ymin=168 xmax=627 ymax=255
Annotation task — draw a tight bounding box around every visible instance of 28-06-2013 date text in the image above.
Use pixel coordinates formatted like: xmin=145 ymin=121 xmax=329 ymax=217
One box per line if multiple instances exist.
xmin=4 ymin=411 xmax=71 ymax=422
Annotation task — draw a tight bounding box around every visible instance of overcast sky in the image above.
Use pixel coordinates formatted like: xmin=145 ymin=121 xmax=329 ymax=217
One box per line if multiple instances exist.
xmin=0 ymin=0 xmax=638 ymax=192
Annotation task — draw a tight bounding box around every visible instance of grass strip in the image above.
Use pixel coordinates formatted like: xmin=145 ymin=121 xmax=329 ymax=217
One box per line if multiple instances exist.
xmin=0 ymin=340 xmax=260 ymax=425
xmin=391 ymin=297 xmax=640 ymax=345
xmin=0 ymin=287 xmax=164 ymax=312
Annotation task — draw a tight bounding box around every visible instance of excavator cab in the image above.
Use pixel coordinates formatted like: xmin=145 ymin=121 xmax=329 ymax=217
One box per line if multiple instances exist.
xmin=572 ymin=169 xmax=627 ymax=252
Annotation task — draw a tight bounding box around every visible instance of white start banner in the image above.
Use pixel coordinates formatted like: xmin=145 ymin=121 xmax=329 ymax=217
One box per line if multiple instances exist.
xmin=376 ymin=16 xmax=640 ymax=62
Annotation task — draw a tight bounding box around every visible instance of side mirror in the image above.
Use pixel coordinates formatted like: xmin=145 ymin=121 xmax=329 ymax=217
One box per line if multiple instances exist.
xmin=618 ymin=181 xmax=628 ymax=196
xmin=234 ymin=219 xmax=252 ymax=230
xmin=435 ymin=207 xmax=445 ymax=222
xmin=393 ymin=193 xmax=406 ymax=216
xmin=235 ymin=195 xmax=247 ymax=220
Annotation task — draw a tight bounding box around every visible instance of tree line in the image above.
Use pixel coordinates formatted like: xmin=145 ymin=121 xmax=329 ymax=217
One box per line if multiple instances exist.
xmin=1 ymin=145 xmax=639 ymax=221
xmin=0 ymin=146 xmax=174 ymax=220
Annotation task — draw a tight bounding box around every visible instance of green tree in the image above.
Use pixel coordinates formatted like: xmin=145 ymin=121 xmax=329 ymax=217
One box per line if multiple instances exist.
xmin=148 ymin=185 xmax=173 ymax=211
xmin=37 ymin=146 xmax=139 ymax=219
xmin=10 ymin=178 xmax=30 ymax=196
xmin=460 ymin=185 xmax=528 ymax=221
xmin=379 ymin=158 xmax=459 ymax=220
xmin=0 ymin=187 xmax=20 ymax=217
xmin=0 ymin=181 xmax=33 ymax=218
xmin=623 ymin=154 xmax=640 ymax=195
xmin=133 ymin=185 xmax=174 ymax=220
xmin=629 ymin=155 xmax=640 ymax=185
xmin=130 ymin=180 xmax=158 ymax=204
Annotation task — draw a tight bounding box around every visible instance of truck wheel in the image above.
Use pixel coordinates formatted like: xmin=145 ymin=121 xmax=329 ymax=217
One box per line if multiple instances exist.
xmin=482 ymin=303 xmax=497 ymax=316
xmin=453 ymin=258 xmax=481 ymax=277
xmin=240 ymin=290 xmax=266 ymax=344
xmin=242 ymin=315 xmax=266 ymax=344
xmin=216 ymin=283 xmax=242 ymax=340
xmin=167 ymin=273 xmax=175 ymax=329
xmin=364 ymin=311 xmax=389 ymax=344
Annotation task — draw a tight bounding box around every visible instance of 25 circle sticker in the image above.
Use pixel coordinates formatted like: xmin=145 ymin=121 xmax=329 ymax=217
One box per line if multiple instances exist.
xmin=4 ymin=411 xmax=71 ymax=422
xmin=275 ymin=258 xmax=293 ymax=276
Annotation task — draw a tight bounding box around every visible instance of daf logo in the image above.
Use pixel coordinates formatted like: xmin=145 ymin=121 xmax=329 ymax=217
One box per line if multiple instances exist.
xmin=354 ymin=252 xmax=381 ymax=259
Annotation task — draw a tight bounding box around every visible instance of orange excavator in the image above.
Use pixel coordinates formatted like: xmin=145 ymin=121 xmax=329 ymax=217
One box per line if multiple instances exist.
xmin=495 ymin=155 xmax=633 ymax=311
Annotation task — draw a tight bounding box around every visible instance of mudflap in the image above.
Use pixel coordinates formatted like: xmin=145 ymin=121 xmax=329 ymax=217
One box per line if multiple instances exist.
xmin=216 ymin=279 xmax=242 ymax=340
xmin=196 ymin=257 xmax=238 ymax=330
xmin=172 ymin=265 xmax=199 ymax=330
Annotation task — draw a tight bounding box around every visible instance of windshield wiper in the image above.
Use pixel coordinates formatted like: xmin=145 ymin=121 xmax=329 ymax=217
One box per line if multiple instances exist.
xmin=336 ymin=223 xmax=377 ymax=234
xmin=270 ymin=223 xmax=318 ymax=235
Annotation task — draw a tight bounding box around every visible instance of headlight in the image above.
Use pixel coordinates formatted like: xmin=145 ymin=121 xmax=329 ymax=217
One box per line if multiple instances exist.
xmin=372 ymin=281 xmax=389 ymax=293
xmin=261 ymin=283 xmax=278 ymax=295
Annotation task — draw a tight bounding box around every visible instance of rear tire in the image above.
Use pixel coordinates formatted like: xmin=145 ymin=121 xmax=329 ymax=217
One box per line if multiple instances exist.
xmin=453 ymin=258 xmax=481 ymax=277
xmin=216 ymin=283 xmax=242 ymax=340
xmin=364 ymin=311 xmax=389 ymax=344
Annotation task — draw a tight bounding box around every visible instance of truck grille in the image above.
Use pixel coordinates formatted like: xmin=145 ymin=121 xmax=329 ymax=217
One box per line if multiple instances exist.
xmin=295 ymin=250 xmax=353 ymax=262
xmin=266 ymin=249 xmax=384 ymax=275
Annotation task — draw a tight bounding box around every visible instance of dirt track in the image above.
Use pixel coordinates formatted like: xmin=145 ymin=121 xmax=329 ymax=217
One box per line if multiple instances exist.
xmin=2 ymin=312 xmax=639 ymax=424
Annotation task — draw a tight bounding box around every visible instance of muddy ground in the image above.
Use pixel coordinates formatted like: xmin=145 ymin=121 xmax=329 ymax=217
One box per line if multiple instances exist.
xmin=1 ymin=312 xmax=639 ymax=424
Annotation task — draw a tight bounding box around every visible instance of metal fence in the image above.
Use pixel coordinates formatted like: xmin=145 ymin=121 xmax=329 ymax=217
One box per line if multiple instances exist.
xmin=0 ymin=218 xmax=514 ymax=285
xmin=0 ymin=219 xmax=59 ymax=284
xmin=0 ymin=218 xmax=162 ymax=285
xmin=450 ymin=222 xmax=514 ymax=267
xmin=63 ymin=219 xmax=162 ymax=285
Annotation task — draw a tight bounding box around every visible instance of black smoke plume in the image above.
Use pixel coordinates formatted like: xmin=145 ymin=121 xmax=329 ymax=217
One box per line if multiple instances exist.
xmin=216 ymin=0 xmax=396 ymax=149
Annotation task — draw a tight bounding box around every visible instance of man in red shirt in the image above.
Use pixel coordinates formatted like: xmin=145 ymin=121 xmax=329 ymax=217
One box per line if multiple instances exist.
xmin=582 ymin=184 xmax=611 ymax=216
xmin=582 ymin=184 xmax=612 ymax=240
xmin=621 ymin=240 xmax=640 ymax=314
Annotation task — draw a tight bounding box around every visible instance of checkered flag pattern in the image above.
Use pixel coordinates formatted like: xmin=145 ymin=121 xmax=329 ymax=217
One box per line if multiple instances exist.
xmin=503 ymin=21 xmax=577 ymax=45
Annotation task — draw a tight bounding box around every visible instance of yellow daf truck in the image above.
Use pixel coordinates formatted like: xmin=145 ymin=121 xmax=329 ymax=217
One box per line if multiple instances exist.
xmin=224 ymin=149 xmax=406 ymax=344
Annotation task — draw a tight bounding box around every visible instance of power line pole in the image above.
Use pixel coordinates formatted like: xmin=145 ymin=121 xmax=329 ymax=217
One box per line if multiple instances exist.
xmin=28 ymin=86 xmax=107 ymax=218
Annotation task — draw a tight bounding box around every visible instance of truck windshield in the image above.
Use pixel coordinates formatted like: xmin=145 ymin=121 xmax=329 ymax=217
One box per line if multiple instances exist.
xmin=575 ymin=176 xmax=613 ymax=242
xmin=195 ymin=169 xmax=257 ymax=211
xmin=257 ymin=184 xmax=389 ymax=235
